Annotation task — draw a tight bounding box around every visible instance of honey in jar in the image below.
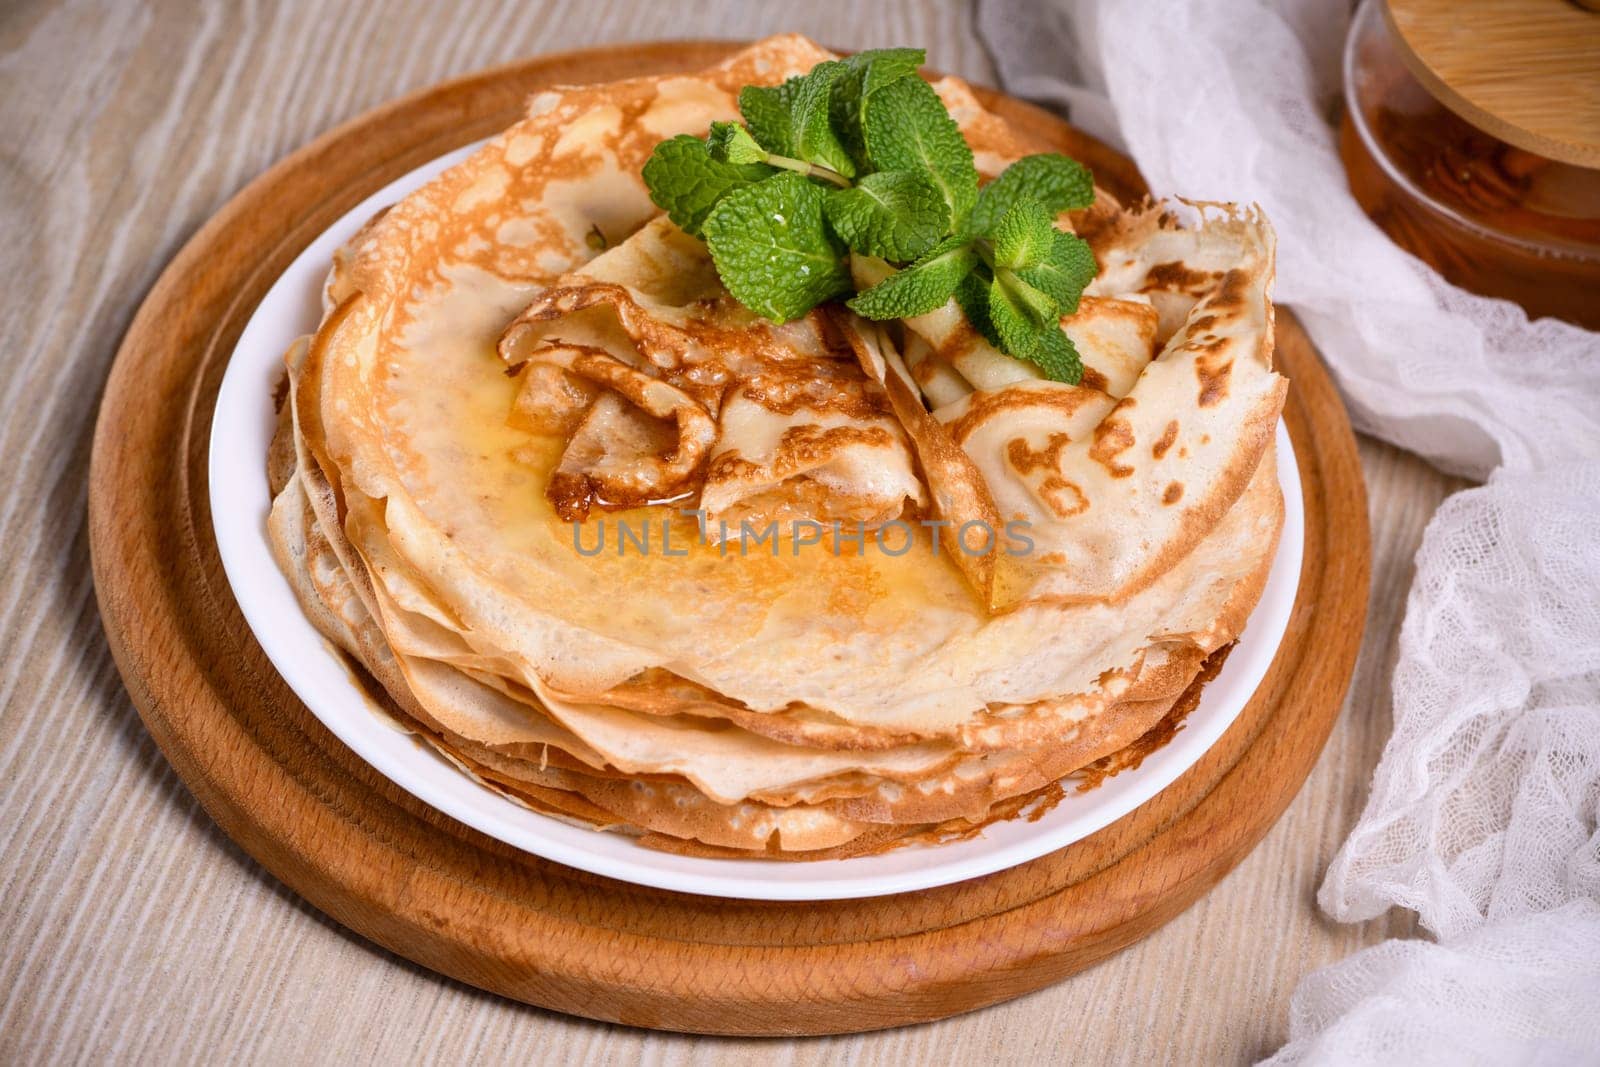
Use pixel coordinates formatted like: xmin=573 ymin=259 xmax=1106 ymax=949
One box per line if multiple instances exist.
xmin=1340 ymin=0 xmax=1600 ymax=330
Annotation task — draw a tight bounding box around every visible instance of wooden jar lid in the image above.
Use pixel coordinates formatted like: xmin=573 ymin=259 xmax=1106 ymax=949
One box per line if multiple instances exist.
xmin=1384 ymin=0 xmax=1600 ymax=167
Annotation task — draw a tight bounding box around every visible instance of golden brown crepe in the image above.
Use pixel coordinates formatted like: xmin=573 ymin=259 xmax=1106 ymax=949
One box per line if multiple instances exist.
xmin=265 ymin=35 xmax=1287 ymax=857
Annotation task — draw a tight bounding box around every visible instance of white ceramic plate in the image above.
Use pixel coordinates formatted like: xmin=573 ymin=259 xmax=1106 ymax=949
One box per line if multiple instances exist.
xmin=210 ymin=143 xmax=1303 ymax=902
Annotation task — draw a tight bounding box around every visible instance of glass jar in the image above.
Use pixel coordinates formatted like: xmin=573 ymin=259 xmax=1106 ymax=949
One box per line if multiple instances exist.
xmin=1340 ymin=0 xmax=1600 ymax=329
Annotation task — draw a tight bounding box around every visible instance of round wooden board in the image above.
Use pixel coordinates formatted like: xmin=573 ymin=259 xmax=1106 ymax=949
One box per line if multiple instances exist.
xmin=89 ymin=42 xmax=1369 ymax=1037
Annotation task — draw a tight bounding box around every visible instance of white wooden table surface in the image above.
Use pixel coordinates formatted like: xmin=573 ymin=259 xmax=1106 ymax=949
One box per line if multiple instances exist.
xmin=0 ymin=1 xmax=1459 ymax=1062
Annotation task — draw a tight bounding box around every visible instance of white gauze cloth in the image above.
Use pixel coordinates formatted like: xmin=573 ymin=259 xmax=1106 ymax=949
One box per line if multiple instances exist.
xmin=976 ymin=1 xmax=1600 ymax=1062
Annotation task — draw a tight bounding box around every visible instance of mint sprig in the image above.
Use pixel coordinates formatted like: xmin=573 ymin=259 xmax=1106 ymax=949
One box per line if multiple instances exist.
xmin=640 ymin=47 xmax=1100 ymax=383
xmin=857 ymin=199 xmax=1098 ymax=383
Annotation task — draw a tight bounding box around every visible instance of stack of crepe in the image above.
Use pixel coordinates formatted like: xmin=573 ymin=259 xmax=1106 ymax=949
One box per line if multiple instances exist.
xmin=266 ymin=35 xmax=1287 ymax=858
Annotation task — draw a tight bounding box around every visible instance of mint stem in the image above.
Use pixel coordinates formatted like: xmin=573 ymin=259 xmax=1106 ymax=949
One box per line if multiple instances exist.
xmin=764 ymin=153 xmax=852 ymax=189
xmin=971 ymin=238 xmax=995 ymax=269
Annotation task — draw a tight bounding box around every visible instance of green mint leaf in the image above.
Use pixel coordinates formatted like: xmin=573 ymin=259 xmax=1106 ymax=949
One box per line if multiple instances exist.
xmin=862 ymin=76 xmax=978 ymax=226
xmin=991 ymin=200 xmax=1057 ymax=271
xmin=988 ymin=276 xmax=1082 ymax=384
xmin=996 ymin=267 xmax=1060 ymax=325
xmin=739 ymin=82 xmax=797 ymax=156
xmin=707 ymin=121 xmax=768 ymax=165
xmin=847 ymin=236 xmax=977 ymax=319
xmin=969 ymin=153 xmax=1095 ymax=235
xmin=824 ymin=171 xmax=950 ymax=262
xmin=702 ymin=172 xmax=850 ymax=323
xmin=851 ymin=47 xmax=927 ymax=97
xmin=642 ymin=135 xmax=775 ymax=236
xmin=1015 ymin=230 xmax=1097 ymax=315
xmin=955 ymin=267 xmax=1000 ymax=348
xmin=786 ymin=61 xmax=858 ymax=179
xmin=829 ymin=47 xmax=926 ymax=166
xmin=644 ymin=49 xmax=1100 ymax=359
xmin=989 ymin=274 xmax=1038 ymax=356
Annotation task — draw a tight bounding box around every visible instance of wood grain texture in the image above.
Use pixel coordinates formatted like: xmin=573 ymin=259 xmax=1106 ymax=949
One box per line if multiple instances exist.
xmin=2 ymin=1 xmax=1462 ymax=1062
xmin=1385 ymin=0 xmax=1600 ymax=167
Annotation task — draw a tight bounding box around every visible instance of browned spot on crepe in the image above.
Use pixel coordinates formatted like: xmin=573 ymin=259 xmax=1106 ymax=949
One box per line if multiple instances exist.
xmin=1142 ymin=260 xmax=1222 ymax=295
xmin=1197 ymin=350 xmax=1232 ymax=407
xmin=1152 ymin=419 xmax=1179 ymax=459
xmin=1088 ymin=397 xmax=1138 ymax=478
